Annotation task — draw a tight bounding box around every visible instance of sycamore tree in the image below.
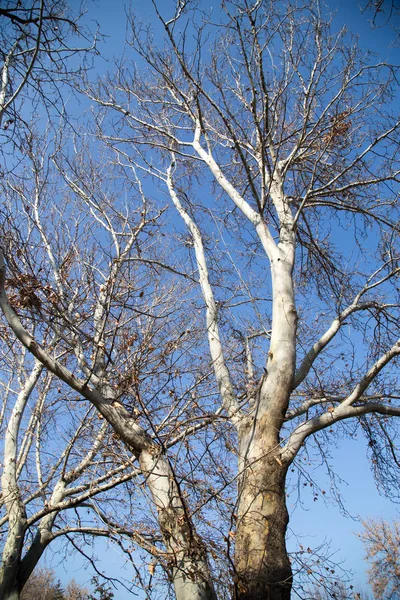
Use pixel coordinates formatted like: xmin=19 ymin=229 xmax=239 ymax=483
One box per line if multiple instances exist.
xmin=0 ymin=124 xmax=211 ymax=600
xmin=0 ymin=315 xmax=141 ymax=600
xmin=0 ymin=1 xmax=399 ymax=600
xmin=0 ymin=125 xmax=224 ymax=600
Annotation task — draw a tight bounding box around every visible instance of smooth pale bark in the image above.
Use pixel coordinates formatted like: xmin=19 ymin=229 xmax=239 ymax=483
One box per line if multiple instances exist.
xmin=235 ymin=243 xmax=296 ymax=600
xmin=169 ymin=138 xmax=298 ymax=597
xmin=140 ymin=450 xmax=217 ymax=600
xmin=166 ymin=166 xmax=241 ymax=424
xmin=0 ymin=362 xmax=43 ymax=600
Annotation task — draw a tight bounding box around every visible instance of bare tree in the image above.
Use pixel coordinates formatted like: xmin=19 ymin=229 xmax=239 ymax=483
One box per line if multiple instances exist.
xmin=0 ymin=335 xmax=142 ymax=600
xmin=19 ymin=567 xmax=64 ymax=600
xmin=0 ymin=1 xmax=399 ymax=600
xmin=360 ymin=518 xmax=400 ymax=599
xmin=0 ymin=276 xmax=145 ymax=599
xmin=20 ymin=567 xmax=91 ymax=600
xmin=0 ymin=125 xmax=223 ymax=599
xmin=0 ymin=129 xmax=185 ymax=598
xmin=81 ymin=1 xmax=400 ymax=597
xmin=64 ymin=579 xmax=90 ymax=600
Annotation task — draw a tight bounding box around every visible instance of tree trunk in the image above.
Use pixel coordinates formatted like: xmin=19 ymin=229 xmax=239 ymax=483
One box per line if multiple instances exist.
xmin=0 ymin=364 xmax=42 ymax=600
xmin=0 ymin=528 xmax=24 ymax=600
xmin=234 ymin=420 xmax=292 ymax=600
xmin=232 ymin=223 xmax=296 ymax=599
xmin=0 ymin=482 xmax=26 ymax=600
xmin=0 ymin=583 xmax=20 ymax=600
xmin=0 ymin=563 xmax=21 ymax=600
xmin=140 ymin=449 xmax=217 ymax=600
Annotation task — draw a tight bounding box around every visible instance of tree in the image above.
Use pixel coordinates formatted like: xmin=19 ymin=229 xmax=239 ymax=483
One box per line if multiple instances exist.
xmin=0 ymin=5 xmax=140 ymax=600
xmin=307 ymin=582 xmax=374 ymax=600
xmin=20 ymin=568 xmax=64 ymax=600
xmin=65 ymin=579 xmax=90 ymax=600
xmin=20 ymin=567 xmax=90 ymax=600
xmin=87 ymin=577 xmax=114 ymax=600
xmin=0 ymin=125 xmax=193 ymax=599
xmin=360 ymin=518 xmax=400 ymax=599
xmin=19 ymin=568 xmax=59 ymax=600
xmin=0 ymin=323 xmax=140 ymax=600
xmin=0 ymin=123 xmax=214 ymax=599
xmin=0 ymin=1 xmax=399 ymax=599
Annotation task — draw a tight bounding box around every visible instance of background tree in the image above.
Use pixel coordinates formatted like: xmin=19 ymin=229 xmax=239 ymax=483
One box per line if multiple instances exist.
xmin=65 ymin=579 xmax=90 ymax=600
xmin=19 ymin=567 xmax=103 ymax=600
xmin=87 ymin=577 xmax=114 ymax=600
xmin=360 ymin=518 xmax=400 ymax=599
xmin=19 ymin=567 xmax=65 ymax=600
xmin=0 ymin=1 xmax=399 ymax=600
xmin=308 ymin=581 xmax=374 ymax=600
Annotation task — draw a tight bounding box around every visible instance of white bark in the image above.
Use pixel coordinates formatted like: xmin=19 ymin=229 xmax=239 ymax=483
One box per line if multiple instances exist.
xmin=0 ymin=249 xmax=217 ymax=600
xmin=140 ymin=450 xmax=217 ymax=600
xmin=0 ymin=361 xmax=43 ymax=599
xmin=192 ymin=122 xmax=277 ymax=261
xmin=167 ymin=164 xmax=241 ymax=424
xmin=0 ymin=41 xmax=19 ymax=129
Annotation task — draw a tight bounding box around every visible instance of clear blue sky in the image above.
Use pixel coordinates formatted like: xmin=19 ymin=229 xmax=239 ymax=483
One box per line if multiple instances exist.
xmin=41 ymin=1 xmax=400 ymax=597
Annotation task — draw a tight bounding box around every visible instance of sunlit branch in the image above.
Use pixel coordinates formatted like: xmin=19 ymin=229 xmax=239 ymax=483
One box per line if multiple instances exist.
xmin=166 ymin=161 xmax=241 ymax=423
xmin=284 ymin=339 xmax=400 ymax=461
xmin=293 ymin=300 xmax=397 ymax=390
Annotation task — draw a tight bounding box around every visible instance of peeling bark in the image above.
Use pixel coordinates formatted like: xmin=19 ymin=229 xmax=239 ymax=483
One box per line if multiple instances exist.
xmin=235 ymin=416 xmax=292 ymax=600
xmin=140 ymin=450 xmax=217 ymax=600
xmin=234 ymin=231 xmax=296 ymax=599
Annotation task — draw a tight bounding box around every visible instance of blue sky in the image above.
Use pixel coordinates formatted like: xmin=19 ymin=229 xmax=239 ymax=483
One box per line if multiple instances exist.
xmin=86 ymin=0 xmax=399 ymax=58
xmin=36 ymin=1 xmax=400 ymax=597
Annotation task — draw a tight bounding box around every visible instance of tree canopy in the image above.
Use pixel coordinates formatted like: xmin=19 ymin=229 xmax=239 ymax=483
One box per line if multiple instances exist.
xmin=0 ymin=1 xmax=399 ymax=599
